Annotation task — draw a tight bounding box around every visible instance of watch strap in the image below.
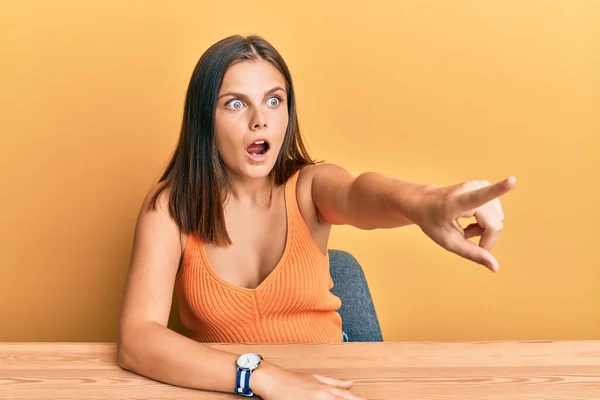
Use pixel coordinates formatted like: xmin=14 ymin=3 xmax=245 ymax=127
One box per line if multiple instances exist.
xmin=235 ymin=366 xmax=255 ymax=397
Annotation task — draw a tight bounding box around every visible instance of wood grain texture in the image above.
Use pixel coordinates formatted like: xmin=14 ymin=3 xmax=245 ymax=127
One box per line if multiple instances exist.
xmin=1 ymin=341 xmax=599 ymax=399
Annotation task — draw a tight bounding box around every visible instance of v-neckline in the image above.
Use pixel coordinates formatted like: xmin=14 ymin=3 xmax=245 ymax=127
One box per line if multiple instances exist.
xmin=198 ymin=178 xmax=293 ymax=294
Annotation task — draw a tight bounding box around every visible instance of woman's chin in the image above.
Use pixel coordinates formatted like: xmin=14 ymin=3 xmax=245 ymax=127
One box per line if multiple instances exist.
xmin=237 ymin=161 xmax=275 ymax=179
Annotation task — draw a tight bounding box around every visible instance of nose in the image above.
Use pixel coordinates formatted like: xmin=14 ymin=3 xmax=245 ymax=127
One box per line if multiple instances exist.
xmin=250 ymin=108 xmax=267 ymax=131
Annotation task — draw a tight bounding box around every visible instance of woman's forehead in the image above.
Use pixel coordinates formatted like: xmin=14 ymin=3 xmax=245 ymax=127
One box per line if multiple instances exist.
xmin=219 ymin=59 xmax=286 ymax=94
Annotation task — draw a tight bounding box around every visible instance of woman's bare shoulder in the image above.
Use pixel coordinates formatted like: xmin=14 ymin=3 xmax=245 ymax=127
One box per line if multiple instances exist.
xmin=138 ymin=183 xmax=186 ymax=257
xmin=296 ymin=162 xmax=347 ymax=190
xmin=296 ymin=164 xmax=329 ymax=226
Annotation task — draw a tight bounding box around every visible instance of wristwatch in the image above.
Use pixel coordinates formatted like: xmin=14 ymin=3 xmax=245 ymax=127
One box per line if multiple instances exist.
xmin=234 ymin=353 xmax=263 ymax=397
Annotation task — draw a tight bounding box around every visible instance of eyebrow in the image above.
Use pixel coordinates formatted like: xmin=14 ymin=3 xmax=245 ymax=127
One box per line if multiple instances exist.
xmin=217 ymin=86 xmax=286 ymax=100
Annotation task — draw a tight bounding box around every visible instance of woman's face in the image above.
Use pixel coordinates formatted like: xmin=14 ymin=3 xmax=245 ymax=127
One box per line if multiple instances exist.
xmin=214 ymin=59 xmax=289 ymax=180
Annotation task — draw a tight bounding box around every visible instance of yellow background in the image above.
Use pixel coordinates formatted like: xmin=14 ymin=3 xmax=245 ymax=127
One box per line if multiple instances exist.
xmin=1 ymin=1 xmax=598 ymax=342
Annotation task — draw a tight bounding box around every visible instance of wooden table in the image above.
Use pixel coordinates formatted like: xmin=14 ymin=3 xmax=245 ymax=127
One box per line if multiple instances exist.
xmin=1 ymin=340 xmax=599 ymax=399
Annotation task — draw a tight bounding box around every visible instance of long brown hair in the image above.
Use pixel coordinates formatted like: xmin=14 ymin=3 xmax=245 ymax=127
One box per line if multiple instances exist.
xmin=148 ymin=35 xmax=318 ymax=246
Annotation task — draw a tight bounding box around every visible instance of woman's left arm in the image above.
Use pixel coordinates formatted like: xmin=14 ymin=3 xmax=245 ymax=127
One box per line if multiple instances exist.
xmin=310 ymin=163 xmax=516 ymax=272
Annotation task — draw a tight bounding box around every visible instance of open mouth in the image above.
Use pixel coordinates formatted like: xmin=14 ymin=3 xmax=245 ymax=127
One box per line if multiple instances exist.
xmin=246 ymin=140 xmax=270 ymax=157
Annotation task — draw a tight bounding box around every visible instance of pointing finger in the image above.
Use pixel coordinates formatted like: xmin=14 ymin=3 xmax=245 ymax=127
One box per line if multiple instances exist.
xmin=452 ymin=176 xmax=516 ymax=214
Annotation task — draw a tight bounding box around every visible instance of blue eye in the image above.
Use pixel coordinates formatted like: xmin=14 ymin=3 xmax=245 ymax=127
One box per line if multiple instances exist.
xmin=226 ymin=99 xmax=244 ymax=110
xmin=267 ymin=96 xmax=280 ymax=107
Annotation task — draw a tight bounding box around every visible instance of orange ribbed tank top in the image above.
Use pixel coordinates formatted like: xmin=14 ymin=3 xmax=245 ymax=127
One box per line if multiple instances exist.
xmin=175 ymin=170 xmax=343 ymax=343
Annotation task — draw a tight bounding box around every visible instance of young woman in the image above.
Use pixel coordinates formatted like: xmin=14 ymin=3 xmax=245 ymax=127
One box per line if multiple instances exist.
xmin=117 ymin=35 xmax=515 ymax=400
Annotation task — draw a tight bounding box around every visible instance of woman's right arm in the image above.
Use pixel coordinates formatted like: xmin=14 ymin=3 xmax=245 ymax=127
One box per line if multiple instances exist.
xmin=116 ymin=185 xmax=365 ymax=400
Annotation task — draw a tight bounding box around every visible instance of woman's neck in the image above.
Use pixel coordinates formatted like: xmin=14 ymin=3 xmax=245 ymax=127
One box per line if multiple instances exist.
xmin=225 ymin=173 xmax=275 ymax=208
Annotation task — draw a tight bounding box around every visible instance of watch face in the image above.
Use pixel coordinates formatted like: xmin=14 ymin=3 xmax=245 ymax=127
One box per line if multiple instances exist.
xmin=238 ymin=353 xmax=261 ymax=369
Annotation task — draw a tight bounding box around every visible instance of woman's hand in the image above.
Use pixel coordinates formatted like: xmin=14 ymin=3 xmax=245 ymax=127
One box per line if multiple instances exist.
xmin=413 ymin=176 xmax=516 ymax=272
xmin=252 ymin=361 xmax=366 ymax=400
